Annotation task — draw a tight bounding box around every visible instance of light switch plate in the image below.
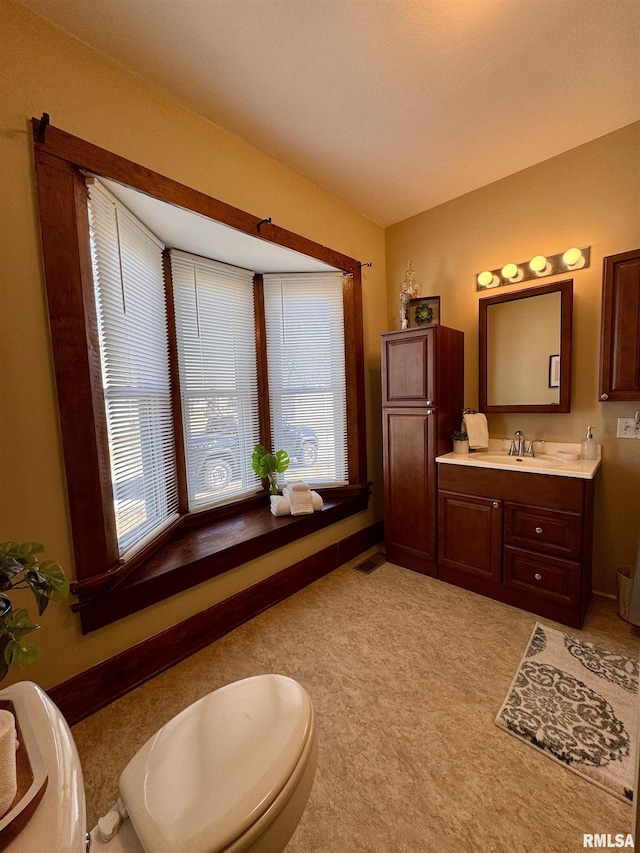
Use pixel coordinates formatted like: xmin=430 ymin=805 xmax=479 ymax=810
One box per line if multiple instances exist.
xmin=617 ymin=418 xmax=640 ymax=438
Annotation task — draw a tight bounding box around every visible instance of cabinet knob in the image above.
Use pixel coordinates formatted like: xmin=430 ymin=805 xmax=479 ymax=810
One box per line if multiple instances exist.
xmin=534 ymin=573 xmax=542 ymax=581
xmin=535 ymin=526 xmax=543 ymax=534
xmin=426 ymin=409 xmax=433 ymax=416
xmin=600 ymin=393 xmax=609 ymax=401
xmin=492 ymin=501 xmax=499 ymax=508
xmin=426 ymin=400 xmax=433 ymax=406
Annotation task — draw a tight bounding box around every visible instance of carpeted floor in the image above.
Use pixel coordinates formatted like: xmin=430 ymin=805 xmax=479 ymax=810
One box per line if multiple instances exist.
xmin=73 ymin=551 xmax=639 ymax=852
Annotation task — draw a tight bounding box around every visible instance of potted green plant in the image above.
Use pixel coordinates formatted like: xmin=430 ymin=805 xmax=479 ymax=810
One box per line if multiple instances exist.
xmin=251 ymin=445 xmax=291 ymax=495
xmin=0 ymin=542 xmax=70 ymax=682
xmin=452 ymin=430 xmax=469 ymax=454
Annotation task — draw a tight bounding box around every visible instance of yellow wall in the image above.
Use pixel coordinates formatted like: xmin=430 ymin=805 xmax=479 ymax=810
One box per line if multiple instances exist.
xmin=0 ymin=0 xmax=386 ymax=688
xmin=386 ymin=122 xmax=640 ymax=594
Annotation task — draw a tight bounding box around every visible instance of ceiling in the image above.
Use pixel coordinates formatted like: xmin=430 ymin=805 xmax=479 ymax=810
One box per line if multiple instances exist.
xmin=19 ymin=0 xmax=640 ymax=227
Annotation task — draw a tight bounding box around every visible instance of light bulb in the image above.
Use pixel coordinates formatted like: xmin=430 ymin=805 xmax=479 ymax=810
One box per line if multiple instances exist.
xmin=477 ymin=270 xmax=495 ymax=288
xmin=529 ymin=255 xmax=548 ymax=274
xmin=563 ymin=247 xmax=583 ymax=268
xmin=502 ymin=263 xmax=519 ymax=281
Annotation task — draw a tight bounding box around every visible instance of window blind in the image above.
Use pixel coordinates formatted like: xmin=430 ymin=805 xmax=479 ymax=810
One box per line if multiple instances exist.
xmin=87 ymin=180 xmax=178 ymax=557
xmin=263 ymin=272 xmax=347 ymax=485
xmin=170 ymin=250 xmax=261 ymax=508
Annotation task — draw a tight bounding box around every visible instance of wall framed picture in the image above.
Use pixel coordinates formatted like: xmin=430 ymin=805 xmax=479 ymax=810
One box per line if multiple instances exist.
xmin=409 ymin=295 xmax=440 ymax=328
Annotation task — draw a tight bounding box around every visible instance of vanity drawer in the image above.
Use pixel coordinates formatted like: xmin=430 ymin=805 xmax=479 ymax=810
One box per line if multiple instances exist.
xmin=503 ymin=546 xmax=581 ymax=607
xmin=504 ymin=502 xmax=582 ymax=559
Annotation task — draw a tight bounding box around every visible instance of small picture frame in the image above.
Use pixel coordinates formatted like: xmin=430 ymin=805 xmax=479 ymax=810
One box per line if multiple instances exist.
xmin=548 ymin=354 xmax=560 ymax=388
xmin=409 ymin=295 xmax=440 ymax=328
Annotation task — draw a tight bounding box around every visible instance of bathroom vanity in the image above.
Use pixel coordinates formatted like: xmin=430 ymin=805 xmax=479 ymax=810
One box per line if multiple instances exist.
xmin=436 ymin=446 xmax=600 ymax=628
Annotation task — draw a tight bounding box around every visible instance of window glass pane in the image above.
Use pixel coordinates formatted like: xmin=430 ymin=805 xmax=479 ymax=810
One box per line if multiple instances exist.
xmin=170 ymin=251 xmax=260 ymax=507
xmin=263 ymin=273 xmax=347 ymax=485
xmin=88 ymin=180 xmax=178 ymax=556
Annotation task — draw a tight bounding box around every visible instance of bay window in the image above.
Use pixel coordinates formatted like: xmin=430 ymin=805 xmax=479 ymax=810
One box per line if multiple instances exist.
xmin=32 ymin=119 xmax=367 ymax=631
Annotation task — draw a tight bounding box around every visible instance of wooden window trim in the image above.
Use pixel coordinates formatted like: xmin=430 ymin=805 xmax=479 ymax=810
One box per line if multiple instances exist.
xmin=32 ymin=120 xmax=368 ymax=629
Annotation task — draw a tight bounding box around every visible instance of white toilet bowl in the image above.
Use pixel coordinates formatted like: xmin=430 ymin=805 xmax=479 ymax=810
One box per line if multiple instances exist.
xmin=0 ymin=675 xmax=317 ymax=853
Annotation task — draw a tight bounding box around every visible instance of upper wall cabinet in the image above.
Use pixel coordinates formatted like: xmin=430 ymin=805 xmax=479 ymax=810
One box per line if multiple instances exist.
xmin=599 ymin=248 xmax=640 ymax=402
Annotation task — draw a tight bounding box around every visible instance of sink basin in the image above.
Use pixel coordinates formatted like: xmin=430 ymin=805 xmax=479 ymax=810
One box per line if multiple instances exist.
xmin=467 ymin=453 xmax=561 ymax=470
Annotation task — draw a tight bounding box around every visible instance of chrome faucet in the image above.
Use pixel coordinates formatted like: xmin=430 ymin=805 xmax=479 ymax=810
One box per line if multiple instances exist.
xmin=504 ymin=433 xmax=544 ymax=457
xmin=514 ymin=430 xmax=526 ymax=456
xmin=508 ymin=433 xmax=546 ymax=457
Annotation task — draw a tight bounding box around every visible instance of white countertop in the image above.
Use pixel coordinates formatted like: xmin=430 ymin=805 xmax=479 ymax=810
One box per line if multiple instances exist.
xmin=436 ymin=439 xmax=601 ymax=480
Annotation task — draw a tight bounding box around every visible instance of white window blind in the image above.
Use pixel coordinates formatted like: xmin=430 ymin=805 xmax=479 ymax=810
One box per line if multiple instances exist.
xmin=87 ymin=180 xmax=178 ymax=557
xmin=263 ymin=272 xmax=347 ymax=485
xmin=170 ymin=250 xmax=261 ymax=508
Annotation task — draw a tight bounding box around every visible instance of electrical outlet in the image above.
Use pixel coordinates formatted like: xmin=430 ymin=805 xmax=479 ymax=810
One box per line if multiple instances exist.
xmin=617 ymin=418 xmax=640 ymax=439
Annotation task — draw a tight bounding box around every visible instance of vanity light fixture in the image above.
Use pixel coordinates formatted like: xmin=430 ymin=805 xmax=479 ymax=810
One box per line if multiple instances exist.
xmin=476 ymin=246 xmax=591 ymax=291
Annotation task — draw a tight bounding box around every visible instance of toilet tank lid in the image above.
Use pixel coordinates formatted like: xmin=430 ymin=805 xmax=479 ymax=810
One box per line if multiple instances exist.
xmin=119 ymin=674 xmax=313 ymax=853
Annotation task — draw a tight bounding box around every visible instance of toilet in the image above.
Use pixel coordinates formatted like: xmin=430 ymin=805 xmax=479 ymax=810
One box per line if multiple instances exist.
xmin=0 ymin=675 xmax=318 ymax=853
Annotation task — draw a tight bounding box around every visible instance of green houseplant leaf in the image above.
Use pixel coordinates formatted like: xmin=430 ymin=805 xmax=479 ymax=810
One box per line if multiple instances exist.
xmin=251 ymin=445 xmax=291 ymax=494
xmin=0 ymin=608 xmax=41 ymax=681
xmin=0 ymin=542 xmax=69 ymax=680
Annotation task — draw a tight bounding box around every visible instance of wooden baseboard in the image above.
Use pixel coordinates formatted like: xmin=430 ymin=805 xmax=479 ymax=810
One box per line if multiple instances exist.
xmin=48 ymin=520 xmax=383 ymax=726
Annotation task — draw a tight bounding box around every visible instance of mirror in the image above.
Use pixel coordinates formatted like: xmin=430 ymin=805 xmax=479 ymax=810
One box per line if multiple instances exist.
xmin=479 ymin=280 xmax=573 ymax=413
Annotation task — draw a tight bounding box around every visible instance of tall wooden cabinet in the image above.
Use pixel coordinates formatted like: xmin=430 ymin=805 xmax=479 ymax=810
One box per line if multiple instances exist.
xmin=381 ymin=326 xmax=464 ymax=575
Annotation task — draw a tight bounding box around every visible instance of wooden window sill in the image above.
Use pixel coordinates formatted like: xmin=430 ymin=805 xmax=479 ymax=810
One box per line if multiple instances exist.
xmin=73 ymin=487 xmax=370 ymax=633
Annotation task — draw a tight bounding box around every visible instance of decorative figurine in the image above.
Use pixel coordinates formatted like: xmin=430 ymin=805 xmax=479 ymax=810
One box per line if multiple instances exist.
xmin=399 ymin=260 xmax=421 ymax=329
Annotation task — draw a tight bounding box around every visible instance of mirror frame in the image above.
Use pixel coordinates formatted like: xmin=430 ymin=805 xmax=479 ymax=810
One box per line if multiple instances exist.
xmin=479 ymin=279 xmax=573 ymax=414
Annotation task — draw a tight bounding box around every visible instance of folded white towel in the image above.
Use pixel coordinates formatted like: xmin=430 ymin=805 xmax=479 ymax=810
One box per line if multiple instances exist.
xmin=271 ymin=491 xmax=323 ymax=516
xmin=463 ymin=413 xmax=489 ymax=449
xmin=283 ymin=483 xmax=314 ymax=515
xmin=270 ymin=495 xmax=291 ymax=516
xmin=0 ymin=710 xmax=17 ymax=818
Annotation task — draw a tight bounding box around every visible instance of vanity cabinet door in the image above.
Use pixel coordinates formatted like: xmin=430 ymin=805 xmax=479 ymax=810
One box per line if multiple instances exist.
xmin=599 ymin=248 xmax=640 ymax=402
xmin=383 ymin=407 xmax=437 ymax=573
xmin=438 ymin=491 xmax=502 ymax=582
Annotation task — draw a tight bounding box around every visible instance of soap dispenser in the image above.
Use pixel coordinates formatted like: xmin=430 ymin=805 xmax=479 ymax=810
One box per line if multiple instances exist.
xmin=581 ymin=426 xmax=598 ymax=460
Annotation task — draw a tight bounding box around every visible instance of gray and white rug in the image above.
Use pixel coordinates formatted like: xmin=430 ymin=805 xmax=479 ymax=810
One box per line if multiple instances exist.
xmin=496 ymin=622 xmax=638 ymax=803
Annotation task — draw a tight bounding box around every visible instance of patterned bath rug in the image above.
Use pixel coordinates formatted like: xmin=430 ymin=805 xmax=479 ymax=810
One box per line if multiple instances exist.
xmin=495 ymin=622 xmax=638 ymax=803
